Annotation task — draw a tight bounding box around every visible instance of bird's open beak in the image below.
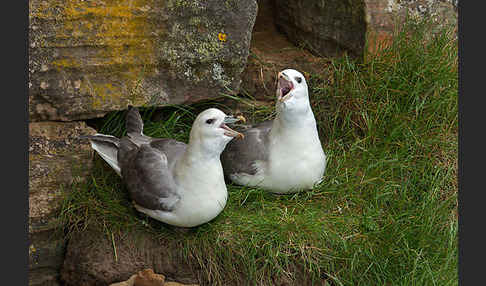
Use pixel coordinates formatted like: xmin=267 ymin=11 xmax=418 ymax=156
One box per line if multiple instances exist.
xmin=221 ymin=115 xmax=245 ymax=139
xmin=221 ymin=124 xmax=244 ymax=139
xmin=277 ymin=72 xmax=294 ymax=102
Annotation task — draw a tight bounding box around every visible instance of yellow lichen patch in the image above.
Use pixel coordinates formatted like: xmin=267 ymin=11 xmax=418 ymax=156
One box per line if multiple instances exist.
xmin=82 ymin=81 xmax=124 ymax=110
xmin=33 ymin=0 xmax=160 ymax=109
xmin=29 ymin=244 xmax=36 ymax=255
xmin=52 ymin=58 xmax=79 ymax=70
xmin=218 ymin=32 xmax=227 ymax=42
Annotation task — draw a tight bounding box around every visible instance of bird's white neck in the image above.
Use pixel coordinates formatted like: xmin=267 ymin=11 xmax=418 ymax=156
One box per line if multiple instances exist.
xmin=272 ymin=105 xmax=318 ymax=138
xmin=185 ymin=130 xmax=230 ymax=160
xmin=174 ymin=139 xmax=225 ymax=189
xmin=184 ymin=141 xmax=222 ymax=163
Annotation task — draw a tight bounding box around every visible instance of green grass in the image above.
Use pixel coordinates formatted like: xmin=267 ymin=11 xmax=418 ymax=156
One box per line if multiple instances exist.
xmin=61 ymin=19 xmax=458 ymax=285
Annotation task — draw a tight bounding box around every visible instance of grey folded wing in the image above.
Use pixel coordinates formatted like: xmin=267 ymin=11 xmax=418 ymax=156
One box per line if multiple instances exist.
xmin=120 ymin=139 xmax=181 ymax=212
xmin=149 ymin=138 xmax=187 ymax=171
xmin=221 ymin=120 xmax=273 ymax=176
xmin=125 ymin=105 xmax=144 ymax=136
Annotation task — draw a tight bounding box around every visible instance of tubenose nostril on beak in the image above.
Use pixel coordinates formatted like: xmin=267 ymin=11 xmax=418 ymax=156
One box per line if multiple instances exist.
xmin=223 ymin=115 xmax=243 ymax=124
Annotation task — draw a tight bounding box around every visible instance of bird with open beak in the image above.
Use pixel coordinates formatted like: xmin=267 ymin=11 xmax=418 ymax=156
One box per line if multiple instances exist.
xmin=221 ymin=69 xmax=327 ymax=194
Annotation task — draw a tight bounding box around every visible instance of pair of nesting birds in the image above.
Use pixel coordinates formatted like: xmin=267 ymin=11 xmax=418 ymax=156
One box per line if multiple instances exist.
xmin=82 ymin=69 xmax=326 ymax=227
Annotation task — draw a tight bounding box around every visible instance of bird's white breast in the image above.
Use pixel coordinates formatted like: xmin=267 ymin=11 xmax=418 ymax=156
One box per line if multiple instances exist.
xmin=137 ymin=158 xmax=228 ymax=228
xmin=173 ymin=159 xmax=228 ymax=226
xmin=264 ymin=117 xmax=326 ymax=193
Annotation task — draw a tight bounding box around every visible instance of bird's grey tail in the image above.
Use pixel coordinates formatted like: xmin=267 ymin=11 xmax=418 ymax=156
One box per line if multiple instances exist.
xmin=126 ymin=105 xmax=144 ymax=136
xmin=79 ymin=134 xmax=121 ymax=176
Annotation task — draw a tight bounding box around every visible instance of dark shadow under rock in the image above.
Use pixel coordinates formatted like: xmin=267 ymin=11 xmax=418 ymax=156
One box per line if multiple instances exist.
xmin=273 ymin=0 xmax=367 ymax=58
xmin=240 ymin=0 xmax=332 ymax=101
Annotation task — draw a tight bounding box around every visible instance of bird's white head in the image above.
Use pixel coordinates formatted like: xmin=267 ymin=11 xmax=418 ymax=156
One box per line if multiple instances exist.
xmin=275 ymin=69 xmax=311 ymax=117
xmin=189 ymin=108 xmax=244 ymax=157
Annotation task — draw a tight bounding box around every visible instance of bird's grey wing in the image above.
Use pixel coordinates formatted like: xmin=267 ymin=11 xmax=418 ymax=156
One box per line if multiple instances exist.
xmin=221 ymin=120 xmax=273 ymax=176
xmin=124 ymin=105 xmax=155 ymax=146
xmin=120 ymin=139 xmax=180 ymax=212
xmin=125 ymin=105 xmax=144 ymax=136
xmin=149 ymin=138 xmax=187 ymax=170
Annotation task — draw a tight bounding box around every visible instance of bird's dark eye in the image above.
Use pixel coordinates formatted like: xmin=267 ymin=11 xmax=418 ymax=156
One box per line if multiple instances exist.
xmin=295 ymin=77 xmax=302 ymax=83
xmin=206 ymin=118 xmax=215 ymax=124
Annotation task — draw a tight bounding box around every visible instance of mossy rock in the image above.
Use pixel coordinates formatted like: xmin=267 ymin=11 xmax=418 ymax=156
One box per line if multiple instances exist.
xmin=29 ymin=121 xmax=96 ymax=286
xmin=29 ymin=0 xmax=258 ymax=121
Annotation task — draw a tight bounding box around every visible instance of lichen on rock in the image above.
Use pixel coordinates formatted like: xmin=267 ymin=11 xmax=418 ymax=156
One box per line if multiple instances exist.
xmin=29 ymin=121 xmax=96 ymax=286
xmin=29 ymin=0 xmax=258 ymax=121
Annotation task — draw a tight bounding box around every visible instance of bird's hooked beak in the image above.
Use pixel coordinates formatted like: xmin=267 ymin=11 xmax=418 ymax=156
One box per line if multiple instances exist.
xmin=221 ymin=115 xmax=245 ymax=139
xmin=277 ymin=72 xmax=294 ymax=102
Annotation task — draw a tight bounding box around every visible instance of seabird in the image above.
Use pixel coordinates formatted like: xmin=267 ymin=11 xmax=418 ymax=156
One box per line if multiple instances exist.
xmin=221 ymin=69 xmax=326 ymax=194
xmin=81 ymin=106 xmax=243 ymax=227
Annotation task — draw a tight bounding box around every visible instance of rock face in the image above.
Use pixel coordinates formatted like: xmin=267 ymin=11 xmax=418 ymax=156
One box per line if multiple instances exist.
xmin=273 ymin=0 xmax=367 ymax=57
xmin=61 ymin=228 xmax=201 ymax=286
xmin=109 ymin=269 xmax=199 ymax=286
xmin=269 ymin=0 xmax=457 ymax=59
xmin=365 ymin=0 xmax=457 ymax=53
xmin=29 ymin=0 xmax=258 ymax=121
xmin=60 ymin=226 xmax=321 ymax=285
xmin=29 ymin=121 xmax=96 ymax=286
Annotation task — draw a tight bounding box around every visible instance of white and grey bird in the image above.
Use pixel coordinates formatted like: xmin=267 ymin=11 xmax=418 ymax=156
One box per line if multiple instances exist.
xmin=81 ymin=106 xmax=243 ymax=227
xmin=221 ymin=69 xmax=326 ymax=194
